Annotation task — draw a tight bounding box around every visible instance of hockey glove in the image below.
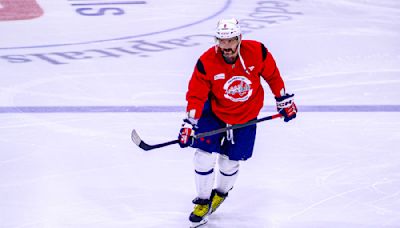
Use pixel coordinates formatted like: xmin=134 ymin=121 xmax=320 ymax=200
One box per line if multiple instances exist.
xmin=178 ymin=118 xmax=198 ymax=148
xmin=275 ymin=93 xmax=297 ymax=122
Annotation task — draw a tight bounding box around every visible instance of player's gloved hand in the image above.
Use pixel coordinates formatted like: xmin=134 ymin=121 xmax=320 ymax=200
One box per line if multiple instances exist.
xmin=178 ymin=118 xmax=198 ymax=148
xmin=275 ymin=93 xmax=297 ymax=122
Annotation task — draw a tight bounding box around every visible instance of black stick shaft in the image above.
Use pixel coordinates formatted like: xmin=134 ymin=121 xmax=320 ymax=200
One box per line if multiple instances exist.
xmin=133 ymin=113 xmax=282 ymax=151
xmin=194 ymin=113 xmax=282 ymax=139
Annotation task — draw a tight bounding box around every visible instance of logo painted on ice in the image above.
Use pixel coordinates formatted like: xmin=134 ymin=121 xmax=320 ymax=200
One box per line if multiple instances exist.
xmin=0 ymin=1 xmax=230 ymax=50
xmin=223 ymin=76 xmax=253 ymax=102
xmin=0 ymin=0 xmax=43 ymax=21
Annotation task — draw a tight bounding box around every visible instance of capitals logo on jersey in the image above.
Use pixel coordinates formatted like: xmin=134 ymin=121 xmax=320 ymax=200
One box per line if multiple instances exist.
xmin=223 ymin=76 xmax=253 ymax=102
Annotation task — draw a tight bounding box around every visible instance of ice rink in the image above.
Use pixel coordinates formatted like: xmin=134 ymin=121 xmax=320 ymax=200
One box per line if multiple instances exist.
xmin=1 ymin=0 xmax=400 ymax=227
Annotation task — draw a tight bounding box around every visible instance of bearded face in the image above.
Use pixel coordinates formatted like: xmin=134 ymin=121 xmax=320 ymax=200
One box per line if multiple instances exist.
xmin=217 ymin=36 xmax=240 ymax=64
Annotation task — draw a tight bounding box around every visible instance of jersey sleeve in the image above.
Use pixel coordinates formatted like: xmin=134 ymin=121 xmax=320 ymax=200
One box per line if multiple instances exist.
xmin=259 ymin=44 xmax=286 ymax=97
xmin=186 ymin=59 xmax=211 ymax=119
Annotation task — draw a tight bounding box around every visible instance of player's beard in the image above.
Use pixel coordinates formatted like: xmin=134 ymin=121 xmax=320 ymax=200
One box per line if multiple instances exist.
xmin=221 ymin=47 xmax=238 ymax=64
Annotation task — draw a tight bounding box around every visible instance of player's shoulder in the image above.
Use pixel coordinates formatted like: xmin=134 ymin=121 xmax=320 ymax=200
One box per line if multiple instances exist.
xmin=242 ymin=39 xmax=262 ymax=45
xmin=242 ymin=39 xmax=267 ymax=50
xmin=197 ymin=46 xmax=219 ymax=67
xmin=242 ymin=39 xmax=268 ymax=60
xmin=199 ymin=46 xmax=218 ymax=60
xmin=193 ymin=46 xmax=217 ymax=76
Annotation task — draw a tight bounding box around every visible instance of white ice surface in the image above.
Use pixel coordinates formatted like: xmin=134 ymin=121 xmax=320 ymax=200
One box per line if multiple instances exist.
xmin=1 ymin=0 xmax=400 ymax=227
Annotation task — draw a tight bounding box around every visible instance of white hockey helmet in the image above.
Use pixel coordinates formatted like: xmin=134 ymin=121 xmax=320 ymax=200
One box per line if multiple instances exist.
xmin=215 ymin=18 xmax=241 ymax=39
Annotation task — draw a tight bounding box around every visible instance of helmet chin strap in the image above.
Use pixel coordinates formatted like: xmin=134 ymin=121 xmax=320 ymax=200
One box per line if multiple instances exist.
xmin=236 ymin=36 xmax=250 ymax=75
xmin=215 ymin=35 xmax=249 ymax=74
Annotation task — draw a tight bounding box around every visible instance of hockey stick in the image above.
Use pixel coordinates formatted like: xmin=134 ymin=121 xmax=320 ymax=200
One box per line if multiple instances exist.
xmin=131 ymin=113 xmax=282 ymax=151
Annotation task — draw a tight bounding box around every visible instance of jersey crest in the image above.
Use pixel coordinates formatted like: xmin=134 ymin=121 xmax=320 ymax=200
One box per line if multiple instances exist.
xmin=223 ymin=76 xmax=253 ymax=102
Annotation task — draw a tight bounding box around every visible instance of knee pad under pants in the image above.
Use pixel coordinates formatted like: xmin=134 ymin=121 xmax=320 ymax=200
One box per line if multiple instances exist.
xmin=193 ymin=149 xmax=216 ymax=199
xmin=193 ymin=149 xmax=216 ymax=173
xmin=218 ymin=155 xmax=239 ymax=175
xmin=216 ymin=155 xmax=239 ymax=194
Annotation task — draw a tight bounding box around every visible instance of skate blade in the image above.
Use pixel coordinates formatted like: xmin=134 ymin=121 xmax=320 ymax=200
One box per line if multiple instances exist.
xmin=190 ymin=218 xmax=208 ymax=228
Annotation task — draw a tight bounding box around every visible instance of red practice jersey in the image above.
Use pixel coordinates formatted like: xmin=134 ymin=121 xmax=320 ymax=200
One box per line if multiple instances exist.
xmin=186 ymin=40 xmax=285 ymax=124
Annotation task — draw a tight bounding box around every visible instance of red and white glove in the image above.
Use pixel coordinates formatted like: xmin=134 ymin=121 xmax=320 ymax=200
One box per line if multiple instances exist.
xmin=178 ymin=118 xmax=197 ymax=148
xmin=275 ymin=93 xmax=297 ymax=122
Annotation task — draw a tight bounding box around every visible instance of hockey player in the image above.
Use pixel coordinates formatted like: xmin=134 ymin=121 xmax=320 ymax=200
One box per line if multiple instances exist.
xmin=178 ymin=18 xmax=297 ymax=227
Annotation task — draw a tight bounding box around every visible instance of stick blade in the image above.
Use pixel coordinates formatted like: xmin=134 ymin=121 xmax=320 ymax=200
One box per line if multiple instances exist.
xmin=131 ymin=129 xmax=142 ymax=146
xmin=131 ymin=129 xmax=153 ymax=151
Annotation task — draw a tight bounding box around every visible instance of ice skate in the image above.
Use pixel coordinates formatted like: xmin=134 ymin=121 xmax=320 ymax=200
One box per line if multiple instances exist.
xmin=210 ymin=189 xmax=228 ymax=214
xmin=189 ymin=198 xmax=211 ymax=228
